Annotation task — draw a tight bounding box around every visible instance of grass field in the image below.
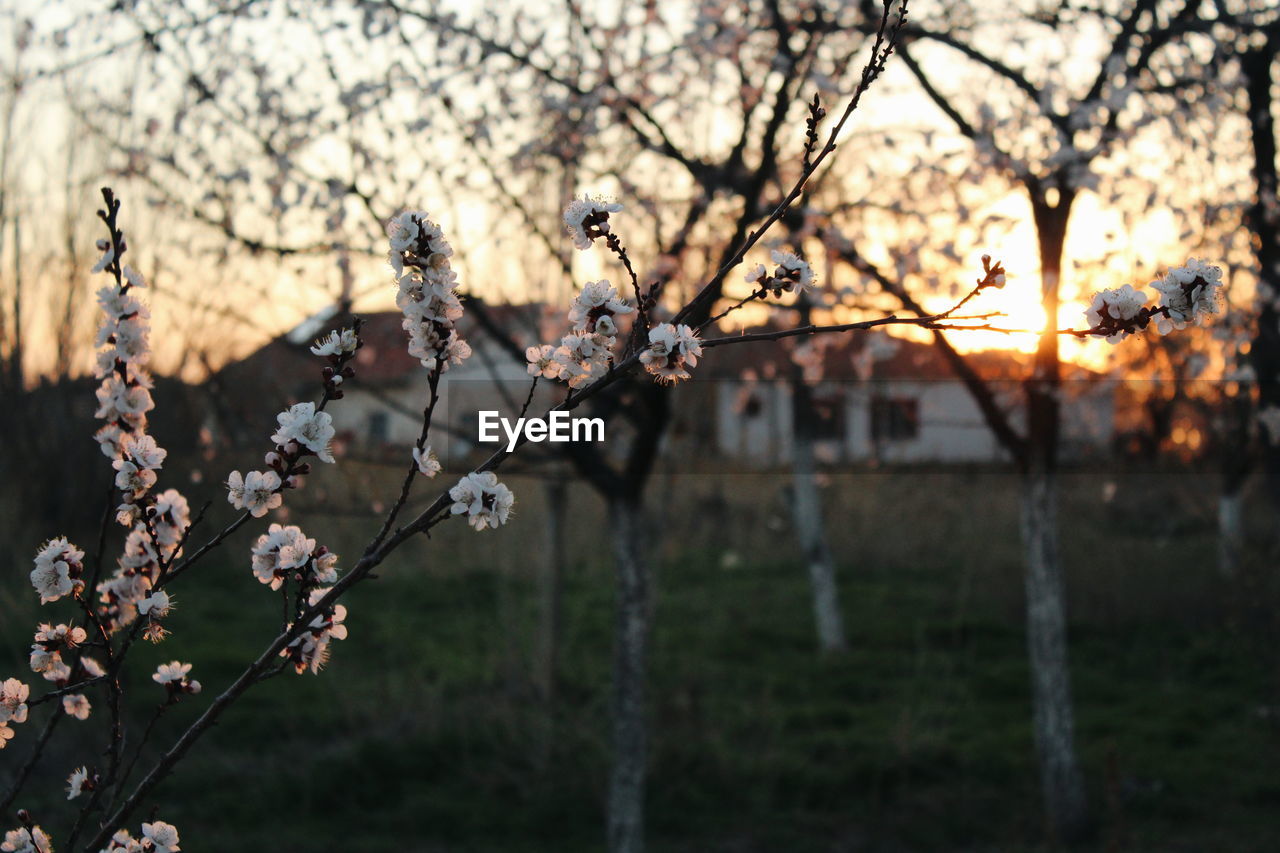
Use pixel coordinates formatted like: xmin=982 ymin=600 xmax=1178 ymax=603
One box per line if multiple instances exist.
xmin=3 ymin=466 xmax=1279 ymax=851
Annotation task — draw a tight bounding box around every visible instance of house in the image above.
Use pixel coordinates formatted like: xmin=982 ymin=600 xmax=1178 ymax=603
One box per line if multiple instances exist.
xmin=216 ymin=307 xmax=1116 ymax=470
xmin=214 ymin=306 xmax=559 ymax=467
xmin=694 ymin=329 xmax=1115 ymax=468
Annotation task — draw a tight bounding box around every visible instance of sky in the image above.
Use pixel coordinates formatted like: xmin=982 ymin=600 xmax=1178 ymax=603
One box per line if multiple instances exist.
xmin=0 ymin=0 xmax=1256 ymax=381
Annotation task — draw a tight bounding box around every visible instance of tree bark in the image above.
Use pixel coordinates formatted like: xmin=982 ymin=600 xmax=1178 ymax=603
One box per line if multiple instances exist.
xmin=607 ymin=493 xmax=650 ymax=853
xmin=789 ymin=369 xmax=847 ymax=653
xmin=1020 ymin=466 xmax=1089 ymax=843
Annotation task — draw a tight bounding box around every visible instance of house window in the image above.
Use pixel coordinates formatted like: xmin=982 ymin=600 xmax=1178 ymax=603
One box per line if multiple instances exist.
xmin=367 ymin=411 xmax=389 ymax=445
xmin=871 ymin=396 xmax=919 ymax=441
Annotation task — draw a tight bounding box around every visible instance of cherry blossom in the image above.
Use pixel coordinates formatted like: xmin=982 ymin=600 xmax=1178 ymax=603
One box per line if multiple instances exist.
xmin=0 ymin=826 xmax=52 ymax=853
xmin=745 ymin=250 xmax=816 ymax=296
xmin=138 ymin=590 xmax=174 ymax=618
xmin=1085 ymin=284 xmax=1148 ymax=343
xmin=142 ymin=822 xmax=181 ymax=852
xmin=412 ymin=445 xmax=441 ymax=478
xmin=62 ymin=694 xmax=91 ymax=720
xmin=1152 ymin=258 xmax=1225 ymax=333
xmin=250 ymin=524 xmax=317 ymax=590
xmin=640 ymin=323 xmax=703 ymax=384
xmin=282 ymin=589 xmax=348 ymax=674
xmin=152 ymin=662 xmax=200 ymax=697
xmin=450 ymin=471 xmax=515 ymax=531
xmin=389 ymin=212 xmax=471 ymax=371
xmin=551 ymin=332 xmax=613 ymax=389
xmin=271 ymin=402 xmax=336 ymax=463
xmin=67 ymin=766 xmax=95 ymax=800
xmin=227 ymin=470 xmax=283 ymax=517
xmin=564 ymin=196 xmax=624 ymax=250
xmin=526 ymin=344 xmax=560 ymax=378
xmin=309 ymin=328 xmax=359 ymax=357
xmin=0 ymin=679 xmax=30 ymax=748
xmin=568 ymin=280 xmax=634 ymax=335
xmin=30 ymin=624 xmax=87 ymax=677
xmin=30 ymin=537 xmax=85 ymax=604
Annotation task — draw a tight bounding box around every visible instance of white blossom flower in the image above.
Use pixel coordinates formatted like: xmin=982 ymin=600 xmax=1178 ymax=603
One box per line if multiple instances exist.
xmin=526 ymin=344 xmax=559 ymax=379
xmin=100 ymin=829 xmax=139 ymax=852
xmin=309 ymin=328 xmax=359 ymax=357
xmin=770 ymin=250 xmax=816 ymax=292
xmin=33 ymin=623 xmax=86 ymax=649
xmin=152 ymin=662 xmax=199 ymax=696
xmin=640 ymin=323 xmax=703 ymax=384
xmin=449 ymin=471 xmax=515 ymax=531
xmin=41 ymin=658 xmax=71 ymax=685
xmin=121 ymin=433 xmax=165 ymax=471
xmin=388 ymin=211 xmax=452 ymax=276
xmin=141 ymin=821 xmax=181 ymax=852
xmin=152 ymin=661 xmax=192 ymax=685
xmin=745 ymin=250 xmax=816 ymax=295
xmin=0 ymin=826 xmax=52 ymax=853
xmin=551 ymin=332 xmax=612 ymax=389
xmin=123 ymin=265 xmax=146 ymax=289
xmin=1152 ymin=257 xmax=1224 ymax=334
xmin=151 ymin=489 xmax=190 ymax=551
xmin=311 ymin=549 xmax=340 ymax=585
xmin=412 ymin=446 xmax=441 ymax=478
xmin=225 ymin=470 xmax=246 ymax=509
xmin=1085 ymin=283 xmax=1149 ymax=343
xmin=564 ymin=196 xmax=623 ymax=250
xmin=30 ymin=538 xmax=84 ymax=604
xmin=227 ymin=470 xmax=283 ymax=517
xmin=0 ymin=679 xmax=30 ymax=727
xmin=91 ymin=238 xmax=115 ymax=273
xmin=62 ymin=694 xmax=91 ymax=720
xmin=96 ymin=285 xmax=143 ymax=324
xmin=568 ymin=279 xmax=634 ymax=334
xmin=251 ymin=524 xmax=317 ymax=589
xmin=112 ymin=460 xmax=157 ymax=496
xmin=271 ymin=402 xmax=336 ymax=462
xmin=30 ymin=624 xmax=86 ymax=675
xmin=29 ymin=648 xmax=56 ymax=674
xmin=67 ymin=766 xmax=93 ymax=800
xmin=283 ymin=588 xmax=348 ymax=674
xmin=82 ymin=657 xmax=105 ymax=678
xmin=138 ymin=590 xmax=173 ymax=618
xmin=387 ymin=211 xmax=421 ymax=256
xmin=389 ymin=212 xmax=469 ymax=370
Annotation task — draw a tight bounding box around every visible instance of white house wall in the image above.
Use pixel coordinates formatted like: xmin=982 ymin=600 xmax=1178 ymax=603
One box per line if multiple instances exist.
xmin=714 ymin=379 xmax=1112 ymax=467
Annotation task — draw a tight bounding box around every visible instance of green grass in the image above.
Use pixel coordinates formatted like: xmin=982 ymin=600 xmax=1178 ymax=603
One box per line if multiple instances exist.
xmin=3 ymin=469 xmax=1279 ymax=851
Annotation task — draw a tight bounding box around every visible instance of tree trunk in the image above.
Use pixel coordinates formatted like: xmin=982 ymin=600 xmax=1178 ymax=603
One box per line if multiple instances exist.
xmin=1020 ymin=467 xmax=1089 ymax=843
xmin=790 ymin=374 xmax=847 ymax=653
xmin=533 ymin=475 xmax=567 ymax=769
xmin=1218 ymin=490 xmax=1244 ymax=579
xmin=607 ymin=493 xmax=650 ymax=853
xmin=1023 ymin=191 xmax=1091 ymax=842
xmin=1244 ymin=42 xmax=1280 ymax=505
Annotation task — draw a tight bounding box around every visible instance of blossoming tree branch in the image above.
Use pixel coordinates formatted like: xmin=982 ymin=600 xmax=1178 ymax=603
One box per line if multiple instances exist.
xmin=0 ymin=5 xmax=1227 ymax=850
